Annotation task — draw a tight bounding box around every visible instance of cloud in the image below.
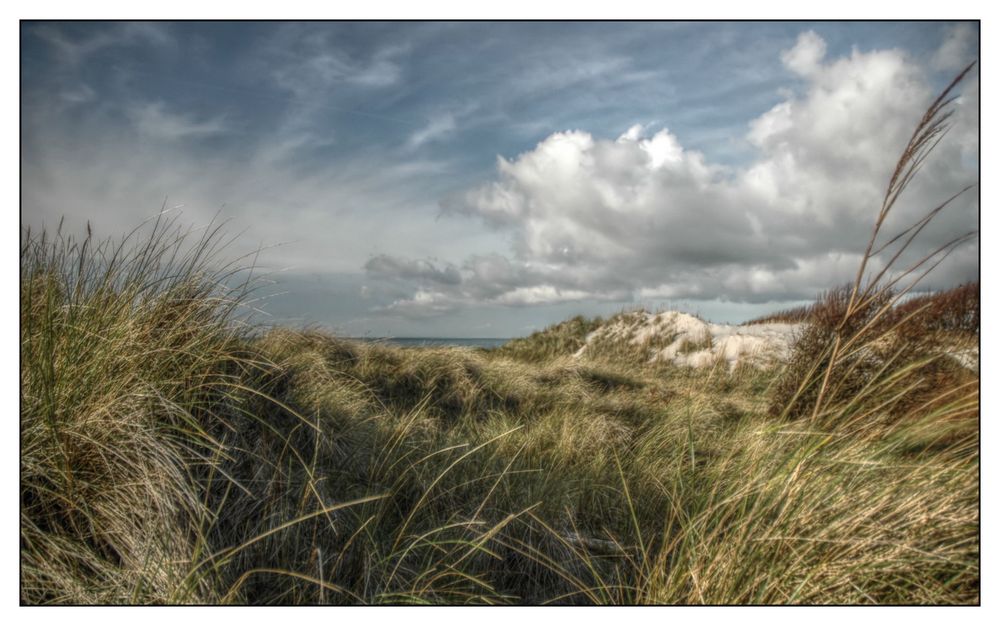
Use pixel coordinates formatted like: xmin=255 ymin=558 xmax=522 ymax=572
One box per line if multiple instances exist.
xmin=371 ymin=32 xmax=978 ymax=316
xmin=512 ymin=56 xmax=635 ymax=95
xmin=780 ymin=30 xmax=827 ymax=76
xmin=25 ymin=23 xmax=176 ymax=117
xmin=364 ymin=249 xmax=633 ymax=316
xmin=364 ymin=254 xmax=462 ymax=285
xmin=20 ymin=24 xmax=979 ymax=331
xmin=495 ymin=286 xmax=603 ymax=306
xmin=58 ymin=84 xmax=96 ymax=105
xmin=127 ymin=102 xmax=229 ymax=140
xmin=238 ymin=26 xmax=415 ymax=164
xmin=933 ymin=23 xmax=977 ymax=71
xmin=20 ymin=96 xmax=465 ymax=280
xmin=379 ymin=290 xmax=462 ymax=317
xmin=265 ymin=28 xmax=406 ymax=97
xmin=407 ymin=113 xmax=457 ymax=149
xmin=32 ymin=22 xmax=173 ymax=66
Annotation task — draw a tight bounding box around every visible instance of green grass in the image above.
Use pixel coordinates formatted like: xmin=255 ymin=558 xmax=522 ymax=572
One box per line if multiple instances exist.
xmin=493 ymin=314 xmax=605 ymax=363
xmin=20 ymin=69 xmax=979 ymax=605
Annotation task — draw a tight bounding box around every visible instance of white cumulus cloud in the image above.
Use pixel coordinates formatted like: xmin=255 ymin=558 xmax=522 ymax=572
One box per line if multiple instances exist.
xmin=368 ymin=32 xmax=978 ymax=316
xmin=781 ymin=30 xmax=827 ymax=76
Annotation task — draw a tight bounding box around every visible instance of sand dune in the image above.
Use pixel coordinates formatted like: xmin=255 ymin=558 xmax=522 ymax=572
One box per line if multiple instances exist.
xmin=574 ymin=310 xmax=801 ymax=369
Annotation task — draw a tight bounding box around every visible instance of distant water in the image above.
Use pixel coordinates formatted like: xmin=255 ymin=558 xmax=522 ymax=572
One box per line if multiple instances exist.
xmin=352 ymin=337 xmax=511 ymax=349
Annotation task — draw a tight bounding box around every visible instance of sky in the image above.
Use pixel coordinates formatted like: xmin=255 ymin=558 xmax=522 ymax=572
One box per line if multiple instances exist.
xmin=20 ymin=21 xmax=980 ymax=337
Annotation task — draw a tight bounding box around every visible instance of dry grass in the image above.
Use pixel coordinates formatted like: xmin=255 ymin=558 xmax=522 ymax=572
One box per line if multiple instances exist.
xmin=20 ymin=66 xmax=978 ymax=605
xmin=744 ymin=303 xmax=819 ymax=326
xmin=769 ymin=63 xmax=978 ymax=425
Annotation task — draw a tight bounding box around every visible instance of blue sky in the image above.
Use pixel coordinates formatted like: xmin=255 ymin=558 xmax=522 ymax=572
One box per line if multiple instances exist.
xmin=20 ymin=21 xmax=979 ymax=337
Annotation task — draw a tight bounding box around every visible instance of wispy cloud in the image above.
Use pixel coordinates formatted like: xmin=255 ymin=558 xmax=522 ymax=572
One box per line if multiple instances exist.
xmin=406 ymin=113 xmax=457 ymax=149
xmin=31 ymin=22 xmax=173 ymax=66
xmin=265 ymin=28 xmax=407 ymax=97
xmin=127 ymin=101 xmax=229 ymax=140
xmin=58 ymin=84 xmax=96 ymax=105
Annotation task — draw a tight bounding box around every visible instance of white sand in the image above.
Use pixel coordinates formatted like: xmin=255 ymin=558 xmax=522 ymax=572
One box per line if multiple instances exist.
xmin=946 ymin=347 xmax=979 ymax=372
xmin=574 ymin=310 xmax=802 ymax=370
xmin=574 ymin=310 xmax=980 ymax=373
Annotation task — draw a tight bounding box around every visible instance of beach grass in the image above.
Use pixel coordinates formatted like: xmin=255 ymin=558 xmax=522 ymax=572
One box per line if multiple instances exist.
xmin=19 ymin=66 xmax=978 ymax=605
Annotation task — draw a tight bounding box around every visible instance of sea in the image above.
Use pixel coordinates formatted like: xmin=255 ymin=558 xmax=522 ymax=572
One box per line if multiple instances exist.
xmin=351 ymin=337 xmax=511 ymax=349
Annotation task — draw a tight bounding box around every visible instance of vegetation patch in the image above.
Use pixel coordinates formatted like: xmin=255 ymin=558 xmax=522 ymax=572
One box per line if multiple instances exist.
xmin=20 ymin=68 xmax=979 ymax=605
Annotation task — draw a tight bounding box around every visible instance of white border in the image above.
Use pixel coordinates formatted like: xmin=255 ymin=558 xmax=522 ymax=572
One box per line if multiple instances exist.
xmin=5 ymin=3 xmax=994 ymax=623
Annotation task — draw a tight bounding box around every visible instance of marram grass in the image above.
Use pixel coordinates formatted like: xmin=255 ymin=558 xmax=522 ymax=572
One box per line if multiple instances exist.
xmin=19 ymin=224 xmax=979 ymax=604
xmin=20 ymin=69 xmax=978 ymax=605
